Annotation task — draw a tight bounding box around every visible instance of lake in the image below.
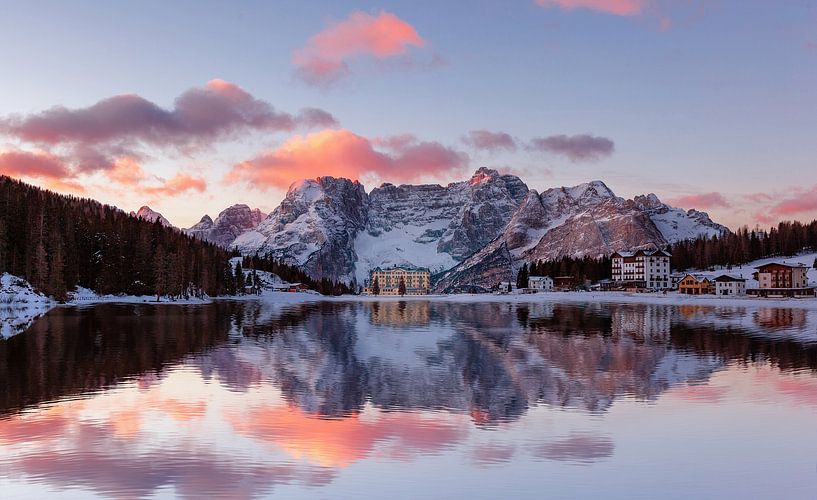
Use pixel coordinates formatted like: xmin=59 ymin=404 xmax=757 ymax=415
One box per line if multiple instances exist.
xmin=1 ymin=299 xmax=816 ymax=499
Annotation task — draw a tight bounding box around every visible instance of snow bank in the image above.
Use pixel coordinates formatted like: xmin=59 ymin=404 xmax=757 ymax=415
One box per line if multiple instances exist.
xmin=257 ymin=289 xmax=817 ymax=310
xmin=67 ymin=286 xmax=212 ymax=306
xmin=687 ymin=251 xmax=817 ymax=288
xmin=0 ymin=273 xmax=54 ymax=339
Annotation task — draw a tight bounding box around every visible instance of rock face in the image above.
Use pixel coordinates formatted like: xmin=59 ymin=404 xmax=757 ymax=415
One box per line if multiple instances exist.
xmin=131 ymin=206 xmax=172 ymax=227
xmin=231 ymin=177 xmax=368 ymax=280
xmin=229 ymin=169 xmax=728 ymax=286
xmin=354 ymin=167 xmax=528 ymax=282
xmin=633 ymin=194 xmax=728 ymax=243
xmin=185 ymin=205 xmax=266 ymax=247
xmin=434 ymin=181 xmax=727 ymax=292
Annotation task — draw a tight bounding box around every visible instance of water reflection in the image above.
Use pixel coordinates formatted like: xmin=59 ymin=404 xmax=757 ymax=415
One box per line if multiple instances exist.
xmin=1 ymin=300 xmax=816 ymax=498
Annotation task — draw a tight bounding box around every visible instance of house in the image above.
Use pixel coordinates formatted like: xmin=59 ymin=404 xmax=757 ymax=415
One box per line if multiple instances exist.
xmin=527 ymin=276 xmax=554 ymax=291
xmin=272 ymin=282 xmax=310 ymax=293
xmin=713 ymin=275 xmax=746 ymax=296
xmin=747 ymin=262 xmax=815 ymax=298
xmin=611 ymin=249 xmax=672 ymax=290
xmin=497 ymin=281 xmax=513 ymax=294
xmin=364 ymin=265 xmax=431 ymax=295
xmin=678 ymin=274 xmax=713 ymax=295
xmin=553 ymin=276 xmax=576 ymax=291
xmin=670 ymin=272 xmax=687 ymax=289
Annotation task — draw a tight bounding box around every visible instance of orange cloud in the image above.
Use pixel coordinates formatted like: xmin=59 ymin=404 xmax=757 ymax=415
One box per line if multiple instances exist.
xmin=535 ymin=0 xmax=648 ymax=16
xmin=141 ymin=172 xmax=206 ymax=197
xmin=227 ymin=128 xmax=467 ymax=189
xmin=293 ymin=10 xmax=426 ymax=85
xmin=0 ymin=149 xmax=71 ymax=180
xmin=100 ymin=156 xmax=206 ymax=199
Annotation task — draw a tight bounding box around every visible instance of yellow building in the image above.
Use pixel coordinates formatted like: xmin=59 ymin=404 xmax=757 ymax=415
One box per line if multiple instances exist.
xmin=364 ymin=265 xmax=431 ymax=295
xmin=678 ymin=274 xmax=714 ymax=295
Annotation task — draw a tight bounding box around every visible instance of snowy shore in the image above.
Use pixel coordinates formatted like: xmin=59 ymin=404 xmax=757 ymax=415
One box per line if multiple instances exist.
xmin=308 ymin=290 xmax=817 ymax=310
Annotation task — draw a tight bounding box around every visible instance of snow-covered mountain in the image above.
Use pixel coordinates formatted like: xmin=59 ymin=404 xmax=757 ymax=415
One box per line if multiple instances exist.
xmin=131 ymin=206 xmax=172 ymax=227
xmin=232 ymin=177 xmax=368 ymax=280
xmin=229 ymin=168 xmax=728 ymax=287
xmin=185 ymin=204 xmax=267 ymax=247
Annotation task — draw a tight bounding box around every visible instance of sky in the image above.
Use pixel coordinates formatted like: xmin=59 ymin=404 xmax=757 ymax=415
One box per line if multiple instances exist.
xmin=0 ymin=0 xmax=815 ymax=230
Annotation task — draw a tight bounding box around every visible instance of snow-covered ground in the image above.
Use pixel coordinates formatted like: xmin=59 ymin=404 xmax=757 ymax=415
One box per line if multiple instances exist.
xmin=1 ymin=273 xmax=54 ymax=339
xmin=684 ymin=251 xmax=817 ymax=288
xmin=67 ymin=286 xmax=212 ymax=306
xmin=300 ymin=290 xmax=817 ymax=310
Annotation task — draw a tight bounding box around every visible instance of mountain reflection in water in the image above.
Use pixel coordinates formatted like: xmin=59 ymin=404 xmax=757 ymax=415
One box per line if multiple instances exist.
xmin=1 ymin=300 xmax=815 ymax=499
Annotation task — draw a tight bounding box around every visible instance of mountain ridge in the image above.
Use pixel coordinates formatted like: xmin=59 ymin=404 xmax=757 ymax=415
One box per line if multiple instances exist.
xmin=216 ymin=168 xmax=728 ymax=288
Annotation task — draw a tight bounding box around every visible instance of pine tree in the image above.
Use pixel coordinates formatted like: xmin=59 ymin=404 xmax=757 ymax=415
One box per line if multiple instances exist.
xmin=234 ymin=262 xmax=245 ymax=293
xmin=372 ymin=277 xmax=380 ymax=295
xmin=516 ymin=263 xmax=529 ymax=289
xmin=398 ymin=276 xmax=406 ymax=296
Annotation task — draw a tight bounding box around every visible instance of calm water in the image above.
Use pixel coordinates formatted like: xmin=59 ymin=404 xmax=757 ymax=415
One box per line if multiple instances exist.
xmin=1 ymin=299 xmax=816 ymax=499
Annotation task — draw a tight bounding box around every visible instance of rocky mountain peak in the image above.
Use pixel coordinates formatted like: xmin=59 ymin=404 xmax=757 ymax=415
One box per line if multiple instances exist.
xmin=468 ymin=167 xmax=500 ymax=185
xmin=189 ymin=214 xmax=214 ymax=231
xmin=565 ymin=180 xmax=616 ymax=202
xmin=185 ymin=204 xmax=267 ymax=248
xmin=132 ymin=206 xmax=172 ymax=227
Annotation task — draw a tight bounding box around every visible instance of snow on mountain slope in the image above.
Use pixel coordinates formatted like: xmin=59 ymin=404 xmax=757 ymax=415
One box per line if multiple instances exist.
xmin=228 ymin=169 xmax=729 ymax=286
xmin=131 ymin=206 xmax=172 ymax=227
xmin=232 ymin=176 xmax=368 ymax=281
xmin=353 ymin=168 xmax=528 ymax=282
xmin=186 ymin=204 xmax=267 ymax=247
xmin=634 ymin=194 xmax=728 ymax=243
xmin=435 ymin=181 xmax=722 ymax=292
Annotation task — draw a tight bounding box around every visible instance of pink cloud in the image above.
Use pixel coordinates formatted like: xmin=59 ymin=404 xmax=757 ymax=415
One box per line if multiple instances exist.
xmin=744 ymin=192 xmax=773 ymax=203
xmin=752 ymin=211 xmax=776 ymax=225
xmin=0 ymin=80 xmax=326 ymax=149
xmin=372 ymin=133 xmax=418 ymax=151
xmin=528 ymin=134 xmax=615 ymax=162
xmin=0 ymin=150 xmax=71 ymax=180
xmin=463 ymin=130 xmax=517 ymax=152
xmin=667 ymin=192 xmax=730 ymax=209
xmin=535 ymin=0 xmax=648 ymax=16
xmin=0 ymin=80 xmax=336 ymax=181
xmin=769 ymin=184 xmax=817 ymax=216
xmin=293 ymin=11 xmax=426 ymax=85
xmin=227 ymin=128 xmax=467 ymax=189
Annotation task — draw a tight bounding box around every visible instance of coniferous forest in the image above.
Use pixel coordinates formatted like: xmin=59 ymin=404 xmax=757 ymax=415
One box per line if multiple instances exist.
xmin=522 ymin=220 xmax=817 ymax=284
xmin=0 ymin=176 xmax=235 ymax=300
xmin=0 ymin=176 xmax=351 ymax=299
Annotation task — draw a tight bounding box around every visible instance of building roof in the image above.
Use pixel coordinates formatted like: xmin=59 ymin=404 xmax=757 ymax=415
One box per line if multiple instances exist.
xmin=528 ymin=275 xmax=552 ymax=280
xmin=755 ymin=262 xmax=808 ymax=270
xmin=680 ymin=273 xmax=710 ymax=283
xmin=611 ymin=248 xmax=672 ymax=258
xmin=714 ymin=274 xmax=746 ymax=282
xmin=371 ymin=265 xmax=431 ymax=273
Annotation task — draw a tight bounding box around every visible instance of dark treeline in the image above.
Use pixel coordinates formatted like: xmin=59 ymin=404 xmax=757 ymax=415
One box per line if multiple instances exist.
xmin=671 ymin=221 xmax=817 ymax=271
xmin=242 ymin=254 xmax=354 ymax=295
xmin=520 ymin=219 xmax=817 ymax=283
xmin=0 ymin=176 xmax=234 ymax=300
xmin=0 ymin=176 xmax=352 ymax=299
xmin=518 ymin=255 xmax=613 ymax=287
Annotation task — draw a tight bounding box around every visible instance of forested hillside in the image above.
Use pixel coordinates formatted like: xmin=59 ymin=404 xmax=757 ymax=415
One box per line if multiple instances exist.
xmin=0 ymin=176 xmax=233 ymax=299
xmin=520 ymin=220 xmax=817 ymax=285
xmin=671 ymin=222 xmax=817 ymax=271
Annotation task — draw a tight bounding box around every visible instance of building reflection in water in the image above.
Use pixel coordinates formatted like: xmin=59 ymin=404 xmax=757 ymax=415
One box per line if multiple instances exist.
xmin=0 ymin=299 xmax=816 ymax=498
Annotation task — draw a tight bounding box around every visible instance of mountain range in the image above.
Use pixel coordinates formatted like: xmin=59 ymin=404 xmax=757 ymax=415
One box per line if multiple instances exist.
xmin=140 ymin=168 xmax=728 ymax=290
